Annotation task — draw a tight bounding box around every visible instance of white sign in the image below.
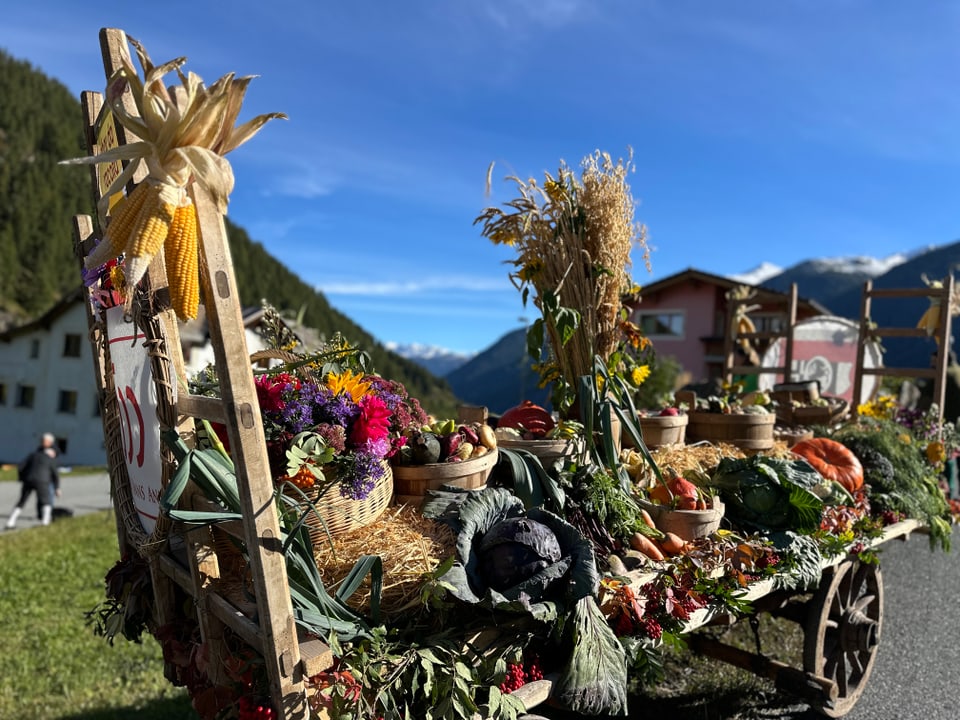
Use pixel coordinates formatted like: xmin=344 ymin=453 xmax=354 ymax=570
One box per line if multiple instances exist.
xmin=758 ymin=316 xmax=884 ymax=405
xmin=106 ymin=306 xmax=163 ymax=534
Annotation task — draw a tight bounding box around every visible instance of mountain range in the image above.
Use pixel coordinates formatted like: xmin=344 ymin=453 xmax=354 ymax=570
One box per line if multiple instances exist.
xmin=409 ymin=243 xmax=960 ymax=415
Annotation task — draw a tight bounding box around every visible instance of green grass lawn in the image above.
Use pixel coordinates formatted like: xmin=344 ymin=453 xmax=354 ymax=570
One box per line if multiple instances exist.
xmin=0 ymin=465 xmax=108 ymax=482
xmin=0 ymin=511 xmax=197 ymax=720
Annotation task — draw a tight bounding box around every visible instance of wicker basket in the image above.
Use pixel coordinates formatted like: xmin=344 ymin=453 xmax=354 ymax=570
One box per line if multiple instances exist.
xmin=289 ymin=462 xmax=394 ymax=547
xmin=392 ymin=449 xmax=498 ymax=507
xmin=638 ymin=497 xmax=725 ymax=541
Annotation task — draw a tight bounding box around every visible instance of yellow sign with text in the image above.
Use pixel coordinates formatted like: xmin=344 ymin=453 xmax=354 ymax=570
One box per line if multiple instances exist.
xmin=95 ymin=109 xmax=124 ymax=212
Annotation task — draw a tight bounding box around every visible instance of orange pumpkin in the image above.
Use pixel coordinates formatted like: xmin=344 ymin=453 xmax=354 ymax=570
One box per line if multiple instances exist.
xmin=791 ymin=437 xmax=864 ymax=493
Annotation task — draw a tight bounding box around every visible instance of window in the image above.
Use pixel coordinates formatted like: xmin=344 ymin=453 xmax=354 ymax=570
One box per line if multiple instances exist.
xmin=15 ymin=384 xmax=35 ymax=408
xmin=29 ymin=339 xmax=40 ymax=359
xmin=63 ymin=334 xmax=82 ymax=358
xmin=0 ymin=383 xmax=6 ymax=405
xmin=56 ymin=437 xmax=68 ymax=456
xmin=637 ymin=311 xmax=685 ymax=338
xmin=753 ymin=313 xmax=786 ymax=334
xmin=92 ymin=394 xmax=102 ymax=417
xmin=58 ymin=390 xmax=78 ymax=414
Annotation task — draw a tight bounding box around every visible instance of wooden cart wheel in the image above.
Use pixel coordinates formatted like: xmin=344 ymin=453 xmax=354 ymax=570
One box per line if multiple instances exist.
xmin=803 ymin=560 xmax=883 ymax=717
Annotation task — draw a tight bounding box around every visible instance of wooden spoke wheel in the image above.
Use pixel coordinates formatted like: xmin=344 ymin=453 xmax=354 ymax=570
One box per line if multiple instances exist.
xmin=803 ymin=560 xmax=884 ymax=717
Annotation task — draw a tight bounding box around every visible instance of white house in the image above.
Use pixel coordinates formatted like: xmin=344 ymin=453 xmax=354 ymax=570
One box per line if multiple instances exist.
xmin=0 ymin=289 xmax=106 ymax=466
xmin=0 ymin=291 xmax=287 ymax=466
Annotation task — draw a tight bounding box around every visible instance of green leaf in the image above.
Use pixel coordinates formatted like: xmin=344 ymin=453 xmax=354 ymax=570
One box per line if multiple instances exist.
xmin=526 ymin=318 xmax=545 ymax=361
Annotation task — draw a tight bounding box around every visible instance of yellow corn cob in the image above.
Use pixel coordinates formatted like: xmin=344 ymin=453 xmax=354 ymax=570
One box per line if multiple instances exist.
xmin=128 ymin=186 xmax=175 ymax=258
xmin=164 ymin=201 xmax=200 ymax=321
xmin=735 ymin=312 xmax=760 ymax=364
xmin=84 ymin=182 xmax=150 ymax=269
xmin=124 ymin=185 xmax=176 ymax=290
xmin=917 ymin=302 xmax=941 ymax=339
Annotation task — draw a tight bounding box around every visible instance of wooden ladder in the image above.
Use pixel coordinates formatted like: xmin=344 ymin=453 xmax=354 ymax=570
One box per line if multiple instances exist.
xmin=722 ymin=283 xmax=799 ymax=386
xmin=72 ymin=28 xmax=328 ymax=718
xmin=851 ymin=275 xmax=956 ymax=422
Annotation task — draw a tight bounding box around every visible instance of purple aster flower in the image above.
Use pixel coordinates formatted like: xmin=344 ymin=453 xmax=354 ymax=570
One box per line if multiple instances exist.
xmin=338 ymin=451 xmax=385 ymax=501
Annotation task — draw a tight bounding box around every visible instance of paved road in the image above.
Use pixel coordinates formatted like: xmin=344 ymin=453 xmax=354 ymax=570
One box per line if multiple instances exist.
xmin=0 ymin=470 xmax=112 ymax=530
xmin=3 ymin=474 xmax=957 ymax=719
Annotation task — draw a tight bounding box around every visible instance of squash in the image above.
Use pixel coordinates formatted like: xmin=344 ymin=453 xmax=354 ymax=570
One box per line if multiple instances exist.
xmin=791 ymin=437 xmax=864 ymax=494
xmin=498 ymin=400 xmax=556 ymax=439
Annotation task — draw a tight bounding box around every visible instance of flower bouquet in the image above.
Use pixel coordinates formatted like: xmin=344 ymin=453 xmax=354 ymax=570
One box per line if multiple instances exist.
xmin=256 ymin=363 xmax=428 ymax=539
xmin=193 ymin=331 xmax=429 ymax=539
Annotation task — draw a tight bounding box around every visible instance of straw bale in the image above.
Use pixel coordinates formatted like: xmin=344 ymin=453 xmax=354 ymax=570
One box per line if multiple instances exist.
xmin=313 ymin=505 xmax=456 ymax=616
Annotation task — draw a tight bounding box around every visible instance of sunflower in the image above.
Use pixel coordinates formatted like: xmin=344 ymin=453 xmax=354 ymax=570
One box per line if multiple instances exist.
xmin=326 ymin=369 xmax=372 ymax=403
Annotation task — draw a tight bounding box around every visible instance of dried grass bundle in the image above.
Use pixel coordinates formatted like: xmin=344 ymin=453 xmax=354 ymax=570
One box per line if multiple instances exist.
xmin=476 ymin=149 xmax=649 ymax=398
xmin=312 ymin=505 xmax=456 ymax=616
xmin=627 ymin=440 xmax=796 ymax=490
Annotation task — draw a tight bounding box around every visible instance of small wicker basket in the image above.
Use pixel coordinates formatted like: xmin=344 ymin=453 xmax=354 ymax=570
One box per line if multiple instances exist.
xmin=287 ymin=462 xmax=394 ymax=548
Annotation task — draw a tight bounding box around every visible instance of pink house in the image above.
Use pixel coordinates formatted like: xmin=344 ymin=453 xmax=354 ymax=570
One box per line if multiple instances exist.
xmin=627 ymin=268 xmax=829 ymax=384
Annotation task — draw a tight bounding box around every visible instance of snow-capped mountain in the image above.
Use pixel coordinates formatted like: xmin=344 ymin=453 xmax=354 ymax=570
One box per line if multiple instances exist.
xmin=728 ymin=261 xmax=784 ymax=286
xmin=384 ymin=342 xmax=476 ymax=377
xmin=734 ymin=251 xmax=916 ymax=311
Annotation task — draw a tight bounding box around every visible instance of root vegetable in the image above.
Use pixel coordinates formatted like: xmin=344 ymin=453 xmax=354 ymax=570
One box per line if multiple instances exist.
xmin=629 ymin=532 xmax=665 ymax=562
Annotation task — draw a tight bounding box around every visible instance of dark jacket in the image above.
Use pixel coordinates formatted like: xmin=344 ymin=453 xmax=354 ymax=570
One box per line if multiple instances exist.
xmin=18 ymin=448 xmax=59 ymax=492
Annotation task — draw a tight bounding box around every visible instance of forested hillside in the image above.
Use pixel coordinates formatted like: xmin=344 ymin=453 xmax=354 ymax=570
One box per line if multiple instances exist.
xmin=0 ymin=48 xmax=459 ymax=416
xmin=0 ymin=51 xmax=92 ymax=319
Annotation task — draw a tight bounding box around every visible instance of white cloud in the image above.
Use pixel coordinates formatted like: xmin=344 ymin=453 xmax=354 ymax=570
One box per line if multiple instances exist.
xmin=320 ymin=276 xmax=510 ymax=296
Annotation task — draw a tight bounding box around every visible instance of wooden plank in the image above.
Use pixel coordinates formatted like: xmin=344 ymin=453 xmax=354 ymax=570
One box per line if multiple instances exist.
xmin=864 ymin=287 xmax=944 ymax=299
xmin=192 ymin=181 xmax=306 ymax=710
xmin=866 ymin=326 xmax=936 ymax=338
xmin=157 ymin=552 xmax=194 ymax=592
xmin=298 ymin=635 xmax=334 ymax=678
xmin=858 ymin=367 xmax=937 ymax=379
xmin=728 ymin=365 xmax=787 ymax=376
xmin=207 ymin=592 xmax=266 ymax=652
xmin=177 ymin=393 xmax=228 ymax=424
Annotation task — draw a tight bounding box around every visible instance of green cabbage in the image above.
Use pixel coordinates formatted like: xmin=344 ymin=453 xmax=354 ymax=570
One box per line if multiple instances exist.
xmin=708 ymin=455 xmax=824 ymax=533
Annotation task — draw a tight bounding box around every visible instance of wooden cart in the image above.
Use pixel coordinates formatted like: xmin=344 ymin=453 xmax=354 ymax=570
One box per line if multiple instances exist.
xmin=70 ymin=27 xmax=952 ymax=720
xmin=517 ymin=518 xmax=923 ymax=719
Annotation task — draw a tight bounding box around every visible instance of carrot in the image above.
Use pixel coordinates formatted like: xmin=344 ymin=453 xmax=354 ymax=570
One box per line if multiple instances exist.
xmin=639 ymin=508 xmax=657 ymax=530
xmin=630 ymin=532 xmax=665 ymax=562
xmin=660 ymin=532 xmax=687 ymax=556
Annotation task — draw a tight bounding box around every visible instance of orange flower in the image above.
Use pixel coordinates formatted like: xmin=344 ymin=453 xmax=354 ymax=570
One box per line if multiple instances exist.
xmin=325 ymin=369 xmax=371 ymax=402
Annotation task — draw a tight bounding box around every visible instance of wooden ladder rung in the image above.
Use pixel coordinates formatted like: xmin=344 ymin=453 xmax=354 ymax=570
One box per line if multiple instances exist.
xmin=867 ymin=327 xmax=938 ymax=339
xmin=298 ymin=635 xmax=334 ymax=677
xmin=865 ymin=287 xmax=947 ymax=299
xmin=859 ymin=367 xmax=938 ymax=379
xmin=178 ymin=393 xmax=227 ymax=423
xmin=729 ymin=365 xmax=787 ymax=376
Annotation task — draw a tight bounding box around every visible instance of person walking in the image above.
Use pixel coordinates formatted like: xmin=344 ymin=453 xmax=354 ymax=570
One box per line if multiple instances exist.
xmin=5 ymin=433 xmax=61 ymax=529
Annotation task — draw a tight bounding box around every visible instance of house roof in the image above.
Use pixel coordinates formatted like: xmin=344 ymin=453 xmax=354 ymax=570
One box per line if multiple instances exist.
xmin=0 ymin=286 xmax=85 ymax=342
xmin=0 ymin=289 xmax=269 ymax=346
xmin=636 ymin=267 xmax=832 ymax=315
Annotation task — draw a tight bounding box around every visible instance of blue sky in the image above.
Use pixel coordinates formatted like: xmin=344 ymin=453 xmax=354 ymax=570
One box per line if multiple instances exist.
xmin=4 ymin=2 xmax=959 ymax=355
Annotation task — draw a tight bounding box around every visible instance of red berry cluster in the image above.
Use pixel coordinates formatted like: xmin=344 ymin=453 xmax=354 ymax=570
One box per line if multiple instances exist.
xmin=642 ymin=616 xmax=663 ymax=640
xmin=499 ymin=657 xmax=544 ymax=694
xmin=238 ymin=696 xmax=276 ymax=720
xmin=499 ymin=663 xmax=526 ymax=693
xmin=881 ymin=509 xmax=905 ymax=525
xmin=755 ymin=550 xmax=780 ymax=570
